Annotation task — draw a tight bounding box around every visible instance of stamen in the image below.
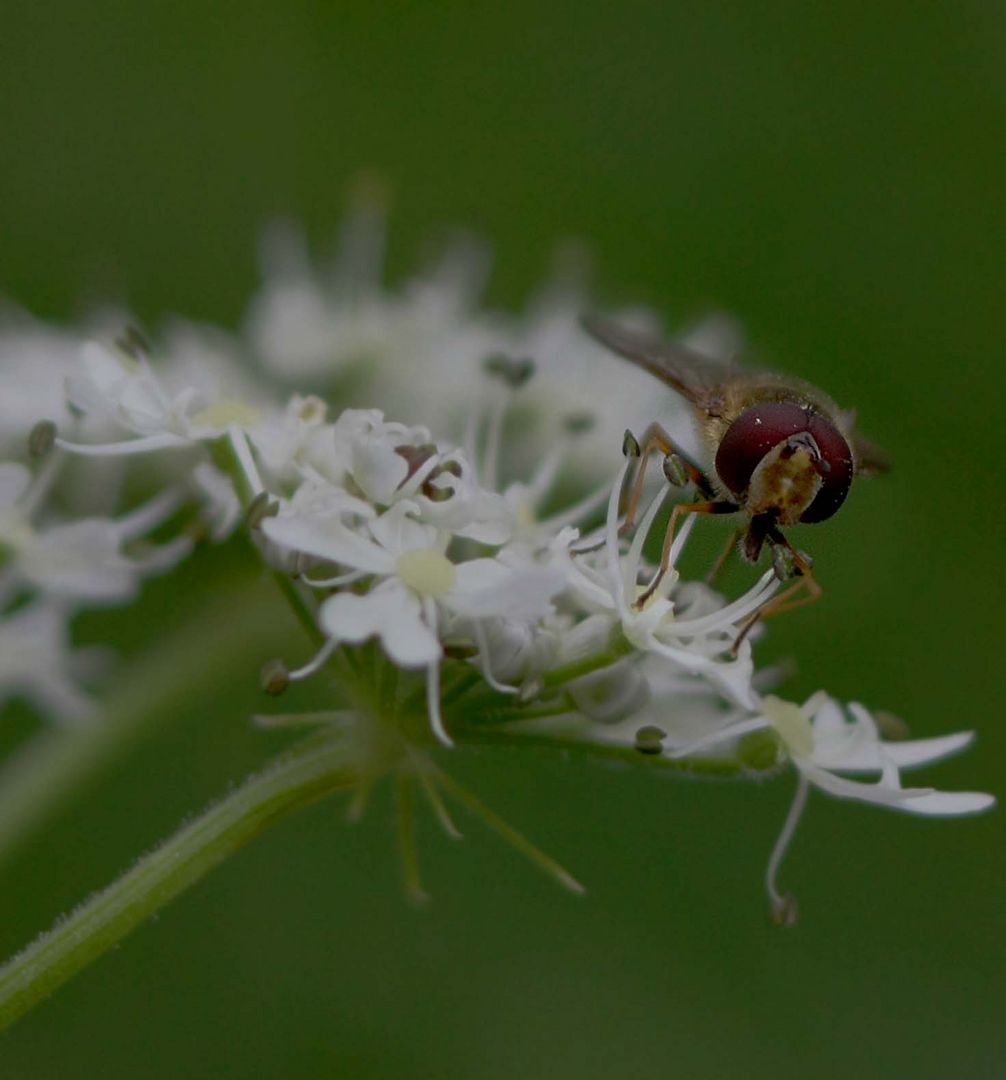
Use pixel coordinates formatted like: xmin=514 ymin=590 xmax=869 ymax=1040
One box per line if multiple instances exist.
xmin=523 ymin=442 xmax=566 ymax=507
xmin=227 ymin=425 xmax=264 ymax=498
xmin=287 ymin=639 xmax=337 ymax=682
xmin=668 ymin=570 xmax=778 ymax=638
xmin=472 ymin=620 xmax=520 ymax=695
xmin=260 ymin=658 xmax=291 ymax=696
xmin=625 ymin=485 xmax=671 ymax=601
xmin=422 ymin=598 xmax=453 ymax=747
xmin=115 ymin=489 xmax=185 ymax=541
xmin=533 ymin=478 xmax=612 ymax=534
xmin=245 ymin=492 xmax=279 ymax=530
xmin=18 ymin=447 xmax=65 ymax=519
xmin=634 ymin=725 xmax=667 ymax=755
xmin=54 ymin=432 xmax=192 ymax=456
xmin=133 ymin=534 xmax=195 ymax=573
xmin=301 ymin=568 xmax=368 ymax=589
xmin=766 ymin=775 xmax=809 ymax=926
xmin=27 ymin=420 xmax=57 ymax=459
xmin=482 ymin=389 xmax=507 ymax=492
xmin=603 ymin=460 xmax=633 ymax=608
xmin=668 ymin=715 xmax=768 ymax=759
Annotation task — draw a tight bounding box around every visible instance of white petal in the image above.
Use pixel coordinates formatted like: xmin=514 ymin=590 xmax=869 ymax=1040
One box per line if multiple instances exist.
xmin=828 ymin=730 xmax=978 ymax=773
xmin=798 ymin=762 xmax=935 ymax=808
xmin=262 ymin=513 xmax=392 ymax=573
xmin=368 ymin=500 xmax=438 ymax=556
xmin=319 ymin=583 xmax=440 ymax=667
xmin=450 ymin=559 xmax=565 ymax=620
xmin=352 ymin=436 xmax=410 ymax=504
xmin=894 ymin=791 xmax=996 ymax=816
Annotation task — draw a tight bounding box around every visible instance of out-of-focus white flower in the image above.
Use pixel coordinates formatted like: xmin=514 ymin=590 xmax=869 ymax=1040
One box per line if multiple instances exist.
xmin=0 ymin=318 xmax=82 ymax=448
xmin=0 ymin=461 xmax=189 ymax=604
xmin=0 ymin=602 xmax=99 ymax=724
xmin=191 ymin=462 xmax=242 ymax=542
xmin=56 ymin=341 xmax=265 ymax=457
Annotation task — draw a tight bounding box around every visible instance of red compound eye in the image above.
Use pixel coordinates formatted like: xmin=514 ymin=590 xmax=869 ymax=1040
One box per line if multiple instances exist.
xmin=715 ymin=402 xmax=854 ymax=523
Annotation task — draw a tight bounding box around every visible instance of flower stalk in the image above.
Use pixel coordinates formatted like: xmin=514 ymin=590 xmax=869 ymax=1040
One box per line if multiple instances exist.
xmin=0 ymin=732 xmax=359 ymax=1032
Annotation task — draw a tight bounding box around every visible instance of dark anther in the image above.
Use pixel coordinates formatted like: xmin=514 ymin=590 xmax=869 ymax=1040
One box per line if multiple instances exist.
xmin=115 ymin=325 xmax=152 ymax=360
xmin=622 ymin=430 xmax=641 ymax=458
xmin=517 ymin=676 xmax=545 ymax=704
xmin=260 ymin=658 xmax=290 ymax=697
xmin=27 ymin=420 xmax=57 ymax=459
xmin=634 ymin=725 xmax=667 ymax=755
xmin=770 ymin=893 xmax=799 ymax=927
xmin=419 ymin=459 xmax=463 ymax=503
xmin=442 ymin=643 xmax=479 ymax=660
xmin=662 ymin=453 xmax=688 ymax=487
xmin=394 ymin=443 xmax=438 ymax=487
xmin=771 ymin=545 xmax=798 ymax=583
xmin=563 ymin=412 xmax=596 ymax=435
xmin=876 ymin=710 xmax=910 ymax=741
xmin=483 ymin=353 xmax=536 ymax=389
xmin=245 ymin=491 xmax=279 ymax=530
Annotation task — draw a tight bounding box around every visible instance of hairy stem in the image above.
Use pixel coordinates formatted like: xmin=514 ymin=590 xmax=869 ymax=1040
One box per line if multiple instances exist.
xmin=0 ymin=734 xmax=357 ymax=1032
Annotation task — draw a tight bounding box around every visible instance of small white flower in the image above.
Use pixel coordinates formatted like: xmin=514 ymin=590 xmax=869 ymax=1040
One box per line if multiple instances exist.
xmin=0 ymin=602 xmax=100 ymax=724
xmin=57 ymin=341 xmax=265 ymax=457
xmin=756 ymin=693 xmax=994 ymax=815
xmin=268 ymin=498 xmax=565 ymax=746
xmin=0 ymin=462 xmax=190 ymax=604
xmin=668 ymin=690 xmax=995 ymax=921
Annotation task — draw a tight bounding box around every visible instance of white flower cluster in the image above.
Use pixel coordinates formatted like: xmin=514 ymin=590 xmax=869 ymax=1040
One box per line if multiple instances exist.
xmin=0 ymin=201 xmax=993 ymax=916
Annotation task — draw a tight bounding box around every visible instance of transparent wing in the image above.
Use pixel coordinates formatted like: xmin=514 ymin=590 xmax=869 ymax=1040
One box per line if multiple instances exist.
xmin=581 ymin=314 xmax=732 ymax=410
xmin=851 ymin=431 xmax=892 ymax=475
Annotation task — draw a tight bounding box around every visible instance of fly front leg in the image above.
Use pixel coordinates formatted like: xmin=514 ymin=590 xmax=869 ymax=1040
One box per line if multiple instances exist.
xmin=574 ymin=423 xmax=716 ymax=558
xmin=636 ymin=499 xmax=738 ymax=607
xmin=620 ymin=422 xmax=715 ymax=536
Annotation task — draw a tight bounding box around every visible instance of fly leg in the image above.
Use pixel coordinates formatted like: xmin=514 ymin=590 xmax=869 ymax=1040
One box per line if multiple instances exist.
xmin=573 ymin=423 xmax=715 ymax=556
xmin=731 ymin=533 xmax=822 ymax=654
xmin=705 ymin=526 xmax=744 ymax=587
xmin=636 ymin=499 xmax=738 ymax=608
xmin=620 ymin=422 xmax=715 ymax=534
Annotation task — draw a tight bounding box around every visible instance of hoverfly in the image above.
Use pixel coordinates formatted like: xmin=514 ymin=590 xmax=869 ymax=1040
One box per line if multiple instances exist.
xmin=582 ymin=315 xmax=890 ymax=633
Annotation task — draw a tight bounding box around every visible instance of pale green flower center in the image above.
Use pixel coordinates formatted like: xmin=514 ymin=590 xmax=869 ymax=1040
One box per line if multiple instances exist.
xmin=762 ymin=695 xmax=815 ymax=758
xmin=515 ymin=502 xmax=536 ymax=530
xmin=395 ymin=548 xmax=457 ymax=597
xmin=190 ymin=399 xmax=262 ymax=429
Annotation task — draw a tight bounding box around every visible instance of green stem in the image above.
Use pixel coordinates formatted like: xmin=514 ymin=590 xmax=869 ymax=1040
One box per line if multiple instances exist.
xmin=0 ymin=734 xmax=357 ymax=1032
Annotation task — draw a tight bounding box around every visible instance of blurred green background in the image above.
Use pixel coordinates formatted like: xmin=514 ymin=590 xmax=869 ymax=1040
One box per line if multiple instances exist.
xmin=2 ymin=2 xmax=1004 ymax=1077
